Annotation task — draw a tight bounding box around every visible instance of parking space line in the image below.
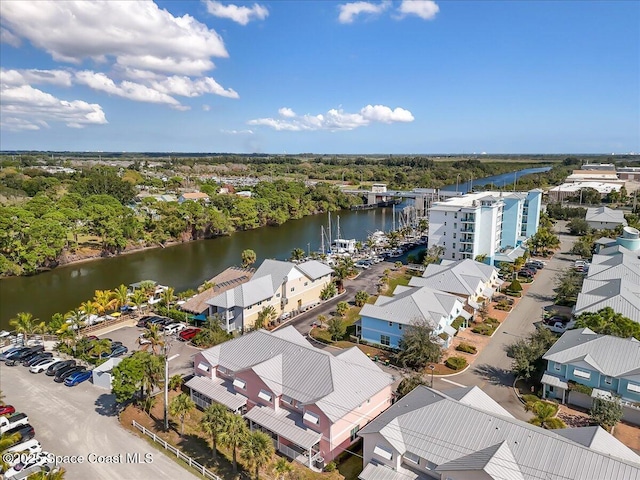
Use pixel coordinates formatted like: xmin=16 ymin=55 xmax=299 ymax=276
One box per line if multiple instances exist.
xmin=440 ymin=378 xmax=466 ymax=388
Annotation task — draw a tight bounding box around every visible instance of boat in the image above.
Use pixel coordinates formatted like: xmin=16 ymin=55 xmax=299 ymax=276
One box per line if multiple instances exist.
xmin=0 ymin=330 xmax=10 ymax=338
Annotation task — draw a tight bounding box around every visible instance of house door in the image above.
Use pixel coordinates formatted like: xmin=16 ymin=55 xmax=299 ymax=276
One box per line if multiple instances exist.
xmin=298 ymin=299 xmax=302 ymax=310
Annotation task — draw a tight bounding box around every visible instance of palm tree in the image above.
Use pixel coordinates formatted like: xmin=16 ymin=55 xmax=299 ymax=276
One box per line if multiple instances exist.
xmin=169 ymin=393 xmax=195 ymax=437
xmin=9 ymin=312 xmax=45 ymax=345
xmin=0 ymin=431 xmax=21 ymax=471
xmin=317 ymin=314 xmax=327 ymax=328
xmin=56 ymin=323 xmax=77 ymax=348
xmin=112 ymin=284 xmax=130 ymax=311
xmin=255 ymin=305 xmax=277 ymax=330
xmin=290 ymin=248 xmax=305 ymax=262
xmin=273 ymin=458 xmax=293 ymax=480
xmin=526 ymin=401 xmax=566 ymax=429
xmin=93 ymin=290 xmax=117 ymax=316
xmin=139 ymin=324 xmax=165 ymax=354
xmin=141 ymin=354 xmax=164 ymax=411
xmin=90 ymin=338 xmax=112 ymax=360
xmin=160 ymin=287 xmax=175 ymax=307
xmin=220 ymin=413 xmax=249 ymax=472
xmin=80 ymin=300 xmax=98 ymax=318
xmin=169 ymin=374 xmax=183 ymax=391
xmin=333 ymin=257 xmax=356 ymax=293
xmin=241 ymin=249 xmax=257 ymax=268
xmin=65 ymin=308 xmax=87 ymax=332
xmin=201 ymin=403 xmax=229 ymax=460
xmin=25 ymin=467 xmax=67 ymax=479
xmin=138 ymin=280 xmax=157 ymax=298
xmin=240 ymin=430 xmax=274 ymax=480
xmin=130 ymin=290 xmax=147 ymax=313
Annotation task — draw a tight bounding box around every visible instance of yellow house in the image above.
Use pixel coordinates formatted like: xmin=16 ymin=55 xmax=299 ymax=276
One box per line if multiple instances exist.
xmin=206 ymin=259 xmax=333 ymax=332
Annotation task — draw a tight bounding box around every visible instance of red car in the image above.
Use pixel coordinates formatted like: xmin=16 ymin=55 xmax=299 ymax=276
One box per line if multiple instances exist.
xmin=179 ymin=328 xmax=201 ymax=341
xmin=0 ymin=405 xmax=16 ymax=417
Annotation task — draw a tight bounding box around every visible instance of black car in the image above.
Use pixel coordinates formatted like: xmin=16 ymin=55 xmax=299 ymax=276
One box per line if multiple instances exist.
xmin=23 ymin=352 xmax=53 ymax=367
xmin=54 ymin=365 xmax=86 ymax=383
xmin=1 ymin=347 xmax=30 ymax=362
xmin=5 ymin=346 xmax=44 ymax=366
xmin=137 ymin=316 xmax=152 ymax=328
xmin=4 ymin=423 xmax=35 ymax=443
xmin=46 ymin=359 xmax=76 ymax=376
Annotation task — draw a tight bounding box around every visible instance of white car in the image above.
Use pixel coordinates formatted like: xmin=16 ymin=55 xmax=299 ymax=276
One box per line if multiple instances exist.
xmin=138 ymin=333 xmax=151 ymax=345
xmin=29 ymin=357 xmax=62 ymax=374
xmin=163 ymin=323 xmax=187 ymax=335
xmin=3 ymin=452 xmax=52 ymax=479
xmin=3 ymin=439 xmax=42 ymax=456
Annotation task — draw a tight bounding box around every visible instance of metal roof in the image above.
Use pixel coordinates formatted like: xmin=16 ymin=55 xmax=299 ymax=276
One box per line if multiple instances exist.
xmin=445 ymin=386 xmax=514 ymax=418
xmin=359 ymin=462 xmax=419 ymax=480
xmin=552 ymin=426 xmax=640 ymax=464
xmin=410 ymin=259 xmax=498 ymax=297
xmin=181 ymin=267 xmax=254 ymax=314
xmin=540 ymin=373 xmax=569 ymax=390
xmin=435 ymin=441 xmax=525 ymax=480
xmin=296 ymin=260 xmax=334 ymax=280
xmin=542 ymin=328 xmax=640 ymax=378
xmin=200 ymin=327 xmax=393 ymax=422
xmin=244 ymin=406 xmax=321 ymax=449
xmin=585 ymin=206 xmax=627 ymax=225
xmin=185 ymin=376 xmax=247 ymax=412
xmin=359 ymin=386 xmax=640 ymax=480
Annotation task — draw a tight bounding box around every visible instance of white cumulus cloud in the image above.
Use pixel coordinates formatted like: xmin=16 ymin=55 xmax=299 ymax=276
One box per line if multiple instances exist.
xmin=0 ymin=0 xmax=228 ymax=75
xmin=221 ymin=129 xmax=254 ymax=135
xmin=248 ymin=104 xmax=414 ymax=131
xmin=397 ymin=0 xmax=439 ymax=20
xmin=151 ymin=75 xmax=239 ymax=99
xmin=1 ymin=68 xmax=73 ymax=87
xmin=0 ymin=27 xmax=21 ymax=47
xmin=204 ymin=1 xmax=269 ymax=25
xmin=338 ymin=1 xmax=390 ymax=24
xmin=0 ymin=84 xmax=107 ymax=131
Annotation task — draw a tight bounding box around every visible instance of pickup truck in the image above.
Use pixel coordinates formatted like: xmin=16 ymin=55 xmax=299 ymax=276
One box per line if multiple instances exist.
xmin=0 ymin=413 xmax=29 ymax=434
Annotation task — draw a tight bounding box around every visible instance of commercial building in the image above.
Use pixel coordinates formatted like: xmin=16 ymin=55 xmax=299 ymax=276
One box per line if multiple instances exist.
xmin=427 ymin=189 xmax=542 ymax=265
xmin=547 ymin=181 xmax=623 ymax=202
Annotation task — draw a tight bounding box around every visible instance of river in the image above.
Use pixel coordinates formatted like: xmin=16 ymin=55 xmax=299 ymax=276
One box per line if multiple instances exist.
xmin=0 ymin=165 xmax=551 ymax=329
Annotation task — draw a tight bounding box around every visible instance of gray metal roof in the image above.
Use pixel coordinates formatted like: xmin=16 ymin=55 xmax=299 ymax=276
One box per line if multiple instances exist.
xmin=185 ymin=376 xmax=247 ymax=412
xmin=200 ymin=327 xmax=393 ymax=422
xmin=585 ymin=206 xmax=627 ymax=225
xmin=181 ymin=267 xmax=254 ymax=314
xmin=542 ymin=328 xmax=640 ymax=377
xmin=296 ymin=260 xmax=334 ymax=280
xmin=574 ymin=278 xmax=640 ymax=323
xmin=541 ymin=373 xmax=569 ymax=390
xmin=360 ymin=286 xmax=463 ymax=328
xmin=435 ymin=441 xmax=525 ymax=480
xmin=244 ymin=406 xmax=321 ymax=449
xmin=359 ymin=462 xmax=419 ymax=480
xmin=359 ymin=386 xmax=640 ymax=480
xmin=552 ymin=426 xmax=640 ymax=464
xmin=410 ymin=259 xmax=497 ymax=297
xmin=253 ymin=259 xmax=297 ymax=292
xmin=445 ymin=386 xmax=514 ymax=418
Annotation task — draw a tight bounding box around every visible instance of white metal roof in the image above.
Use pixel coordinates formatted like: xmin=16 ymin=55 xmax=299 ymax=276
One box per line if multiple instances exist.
xmin=244 ymin=406 xmax=321 ymax=449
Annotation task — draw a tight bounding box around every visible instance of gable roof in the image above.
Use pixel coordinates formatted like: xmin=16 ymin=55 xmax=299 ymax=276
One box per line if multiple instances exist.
xmin=409 ymin=259 xmax=497 ymax=297
xmin=200 ymin=327 xmax=393 ymax=422
xmin=359 ymin=386 xmax=640 ymax=480
xmin=585 ymin=206 xmax=627 ymax=225
xmin=543 ymin=328 xmax=640 ymax=377
xmin=551 ymin=426 xmax=640 ymax=464
xmin=360 ymin=285 xmax=463 ymax=328
xmin=574 ymin=278 xmax=640 ymax=323
xmin=181 ymin=267 xmax=254 ymax=314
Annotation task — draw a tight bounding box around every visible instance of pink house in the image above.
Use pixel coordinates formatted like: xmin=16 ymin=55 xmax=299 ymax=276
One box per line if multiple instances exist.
xmin=186 ymin=326 xmax=394 ymax=470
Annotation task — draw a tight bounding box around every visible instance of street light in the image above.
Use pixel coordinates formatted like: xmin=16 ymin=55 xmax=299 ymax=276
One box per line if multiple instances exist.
xmin=163 ymin=334 xmax=180 ymax=431
xmin=428 ymin=364 xmax=435 ymax=388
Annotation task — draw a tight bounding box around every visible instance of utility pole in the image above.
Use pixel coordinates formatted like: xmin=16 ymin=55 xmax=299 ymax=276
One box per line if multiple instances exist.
xmin=456 ymin=173 xmax=460 ymax=194
xmin=163 ymin=334 xmax=179 ymax=431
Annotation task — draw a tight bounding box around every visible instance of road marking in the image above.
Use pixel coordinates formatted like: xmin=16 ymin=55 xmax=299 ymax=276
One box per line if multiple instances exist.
xmin=440 ymin=378 xmax=466 ymax=388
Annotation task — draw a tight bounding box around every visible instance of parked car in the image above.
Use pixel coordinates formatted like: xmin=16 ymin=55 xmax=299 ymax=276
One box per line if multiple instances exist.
xmin=0 ymin=413 xmax=29 ymax=434
xmin=138 ymin=333 xmax=151 ymax=345
xmin=0 ymin=404 xmax=16 ymax=417
xmin=3 ymin=424 xmax=35 ymax=446
xmin=527 ymin=260 xmax=545 ymax=269
xmin=179 ymin=328 xmax=201 ymax=341
xmin=46 ymin=359 xmax=75 ymax=376
xmin=518 ymin=270 xmax=534 ymax=278
xmin=29 ymin=357 xmax=62 ymax=374
xmin=0 ymin=346 xmax=28 ymax=361
xmin=163 ymin=323 xmax=186 ymax=335
xmin=22 ymin=352 xmax=53 ymax=367
xmin=64 ymin=370 xmax=93 ymax=387
xmin=109 ymin=345 xmax=128 ymax=357
xmin=54 ymin=365 xmax=86 ymax=383
xmin=355 ymin=260 xmax=370 ymax=269
xmin=5 ymin=346 xmax=44 ymax=365
xmin=137 ymin=316 xmax=153 ymax=328
xmin=3 ymin=452 xmax=53 ymax=479
xmin=3 ymin=439 xmax=42 ymax=456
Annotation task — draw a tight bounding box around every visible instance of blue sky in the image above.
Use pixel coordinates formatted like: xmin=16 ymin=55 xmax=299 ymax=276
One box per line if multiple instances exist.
xmin=0 ymin=0 xmax=638 ymax=154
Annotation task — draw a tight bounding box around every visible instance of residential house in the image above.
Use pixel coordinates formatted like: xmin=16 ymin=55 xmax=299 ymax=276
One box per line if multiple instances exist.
xmin=178 ymin=191 xmax=210 ymax=203
xmin=206 ymin=259 xmax=333 ymax=332
xmin=358 ymin=285 xmax=468 ymax=349
xmin=186 ymin=327 xmax=394 ymax=469
xmin=585 ymin=206 xmax=627 ymax=230
xmin=358 ymin=385 xmax=640 ymax=480
xmin=426 ymin=189 xmax=542 ymax=264
xmin=408 ymin=259 xmax=501 ymax=310
xmin=542 ymin=328 xmax=640 ymax=425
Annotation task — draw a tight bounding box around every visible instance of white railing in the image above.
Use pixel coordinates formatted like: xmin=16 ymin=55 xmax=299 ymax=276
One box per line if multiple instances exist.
xmin=132 ymin=420 xmax=222 ymax=480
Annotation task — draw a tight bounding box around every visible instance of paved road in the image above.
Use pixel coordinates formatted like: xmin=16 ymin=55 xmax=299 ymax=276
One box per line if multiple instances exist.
xmin=435 ymin=228 xmax=578 ymax=420
xmin=1 ymin=363 xmax=199 ymax=480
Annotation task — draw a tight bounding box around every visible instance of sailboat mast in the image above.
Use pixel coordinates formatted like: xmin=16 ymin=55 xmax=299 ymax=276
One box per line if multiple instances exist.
xmin=328 ymin=211 xmax=332 ymax=249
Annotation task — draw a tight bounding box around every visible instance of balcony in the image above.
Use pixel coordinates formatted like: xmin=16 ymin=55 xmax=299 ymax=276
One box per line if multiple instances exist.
xmin=459 ymin=247 xmax=473 ymax=253
xmin=461 ymin=226 xmax=475 ymax=232
xmin=460 ymin=238 xmax=474 ymax=244
xmin=460 ymin=216 xmax=475 ymax=223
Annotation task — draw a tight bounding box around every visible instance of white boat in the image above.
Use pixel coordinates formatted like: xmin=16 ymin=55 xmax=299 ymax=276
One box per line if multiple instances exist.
xmin=0 ymin=330 xmax=11 ymax=338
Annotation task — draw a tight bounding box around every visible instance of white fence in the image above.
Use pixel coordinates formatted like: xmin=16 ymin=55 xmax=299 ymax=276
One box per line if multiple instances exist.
xmin=131 ymin=420 xmax=222 ymax=480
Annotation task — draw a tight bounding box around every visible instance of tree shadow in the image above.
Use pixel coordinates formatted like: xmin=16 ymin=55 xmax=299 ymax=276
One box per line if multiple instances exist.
xmin=527 ymin=291 xmax=555 ymax=302
xmin=94 ymin=393 xmax=119 ymax=417
xmin=472 ymin=363 xmax=514 ymax=386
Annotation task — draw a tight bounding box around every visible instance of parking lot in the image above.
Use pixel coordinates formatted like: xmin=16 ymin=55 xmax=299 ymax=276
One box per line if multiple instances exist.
xmin=0 ymin=361 xmax=199 ymax=480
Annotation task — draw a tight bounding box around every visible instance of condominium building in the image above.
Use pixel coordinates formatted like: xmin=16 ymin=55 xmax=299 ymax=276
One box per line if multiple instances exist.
xmin=427 ymin=189 xmax=542 ymax=265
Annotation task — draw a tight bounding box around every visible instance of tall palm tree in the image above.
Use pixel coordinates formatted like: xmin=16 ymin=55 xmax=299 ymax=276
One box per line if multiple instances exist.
xmin=0 ymin=431 xmax=21 ymax=471
xmin=201 ymin=403 xmax=229 ymax=460
xmin=130 ymin=290 xmax=147 ymax=313
xmin=240 ymin=430 xmax=275 ymax=480
xmin=255 ymin=305 xmax=276 ymax=330
xmin=80 ymin=300 xmax=98 ymax=318
xmin=9 ymin=312 xmax=45 ymax=345
xmin=160 ymin=287 xmax=175 ymax=307
xmin=241 ymin=249 xmax=257 ymax=268
xmin=220 ymin=414 xmax=249 ymax=472
xmin=56 ymin=323 xmax=77 ymax=347
xmin=169 ymin=393 xmax=195 ymax=437
xmin=24 ymin=467 xmax=66 ymax=479
xmin=273 ymin=458 xmax=293 ymax=480
xmin=138 ymin=324 xmax=165 ymax=355
xmin=112 ymin=284 xmax=130 ymax=312
xmin=90 ymin=339 xmax=112 ymax=360
xmin=93 ymin=290 xmax=117 ymax=316
xmin=290 ymin=248 xmax=305 ymax=262
xmin=65 ymin=308 xmax=87 ymax=332
xmin=141 ymin=354 xmax=164 ymax=410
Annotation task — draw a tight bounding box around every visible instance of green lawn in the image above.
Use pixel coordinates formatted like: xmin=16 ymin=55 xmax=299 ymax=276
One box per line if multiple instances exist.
xmin=382 ymin=269 xmax=412 ymax=295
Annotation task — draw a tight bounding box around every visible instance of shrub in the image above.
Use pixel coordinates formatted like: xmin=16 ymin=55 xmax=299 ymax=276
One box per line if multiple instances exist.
xmin=456 ymin=342 xmax=477 ymax=354
xmin=451 ymin=316 xmax=466 ymax=331
xmin=568 ymin=381 xmax=593 ymax=395
xmin=496 ymin=300 xmax=512 ymax=311
xmin=507 ymin=279 xmax=523 ymax=293
xmin=445 ymin=356 xmax=468 ymax=371
xmin=324 ymin=462 xmax=337 ymax=472
xmin=472 ymin=323 xmax=495 ymax=336
xmin=522 ymin=394 xmax=540 ymax=405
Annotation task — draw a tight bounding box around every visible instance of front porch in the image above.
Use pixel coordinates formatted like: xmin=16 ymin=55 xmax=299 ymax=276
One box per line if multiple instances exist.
xmin=541 ymin=373 xmax=569 ymax=403
xmin=185 ymin=375 xmax=247 ymax=414
xmin=244 ymin=406 xmax=323 ymax=471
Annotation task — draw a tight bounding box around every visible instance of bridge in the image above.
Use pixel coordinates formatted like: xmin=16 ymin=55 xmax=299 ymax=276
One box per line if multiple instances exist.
xmin=341 ymin=185 xmax=462 ymax=213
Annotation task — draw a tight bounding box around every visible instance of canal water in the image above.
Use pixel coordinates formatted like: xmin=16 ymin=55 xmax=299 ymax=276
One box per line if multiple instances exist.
xmin=0 ymin=165 xmax=551 ymax=328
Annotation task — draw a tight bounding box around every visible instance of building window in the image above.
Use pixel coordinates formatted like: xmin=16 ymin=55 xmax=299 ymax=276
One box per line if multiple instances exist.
xmin=454 ymin=223 xmax=457 ymax=229
xmin=290 ymin=287 xmax=295 ymax=292
xmin=233 ymin=378 xmax=246 ymax=390
xmin=453 ymin=233 xmax=456 ymax=239
xmin=350 ymin=425 xmax=360 ymax=442
xmin=453 ymin=243 xmax=456 ymax=249
xmin=276 ymin=293 xmax=280 ymax=298
xmin=373 ymin=445 xmax=393 ymax=461
xmin=554 ymin=363 xmax=561 ymax=371
xmin=627 ymin=383 xmax=640 ymax=393
xmin=380 ymin=335 xmax=390 ymax=346
xmin=281 ymin=395 xmax=293 ymax=406
xmin=604 ymin=376 xmax=612 ymax=385
xmin=573 ymin=368 xmax=591 ymax=380
xmin=258 ymin=389 xmax=272 ymax=403
xmin=197 ymin=362 xmax=210 ymax=372
xmin=304 ymin=282 xmax=308 ymax=286
xmin=454 ymin=213 xmax=458 ymax=218
xmin=398 ymin=324 xmax=402 ymax=330
xmin=451 ymin=253 xmax=455 ymax=259
xmin=404 ymin=452 xmax=420 ymax=464
xmin=303 ymin=411 xmax=320 ymax=425
xmin=388 ymin=321 xmax=393 ymax=327
xmin=426 ymin=461 xmax=437 ymax=471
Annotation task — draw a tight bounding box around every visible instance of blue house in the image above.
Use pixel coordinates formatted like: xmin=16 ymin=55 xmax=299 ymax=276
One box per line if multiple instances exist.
xmin=358 ymin=285 xmax=468 ymax=349
xmin=542 ymin=328 xmax=640 ymax=408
